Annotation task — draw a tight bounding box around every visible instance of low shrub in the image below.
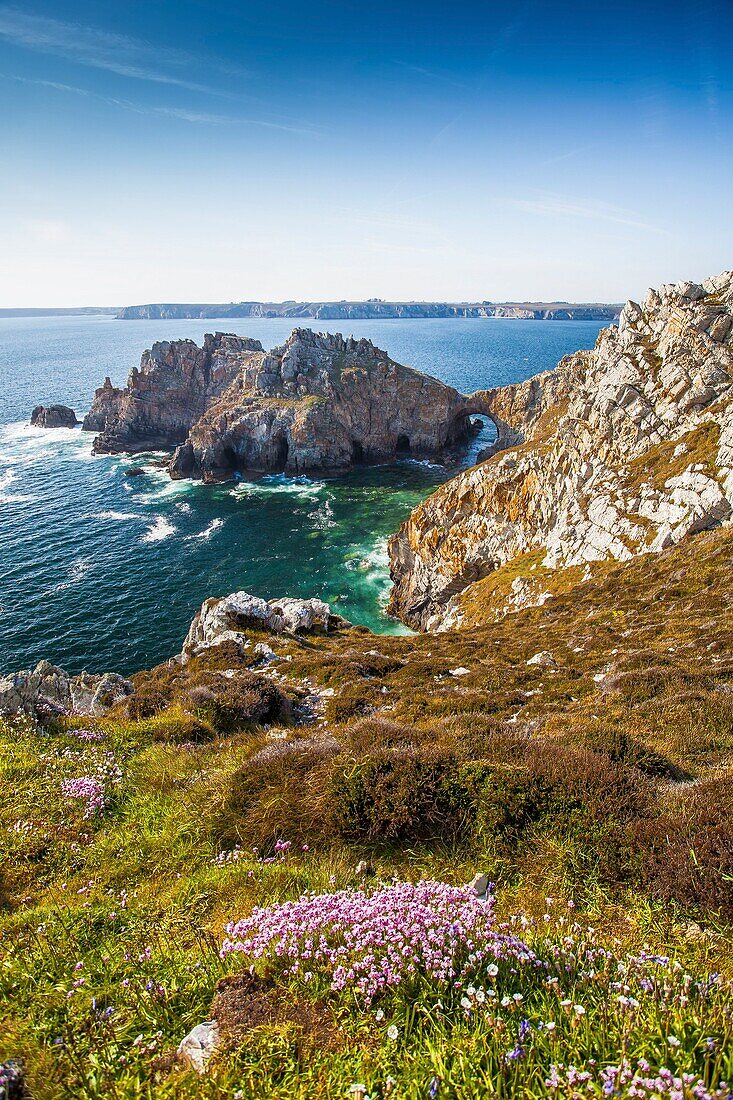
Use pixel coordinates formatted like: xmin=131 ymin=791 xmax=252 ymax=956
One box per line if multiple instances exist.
xmin=635 ymin=776 xmax=733 ymax=916
xmin=581 ymin=727 xmax=691 ymax=781
xmin=328 ymin=744 xmax=464 ymax=842
xmin=215 ymin=737 xmax=338 ymax=849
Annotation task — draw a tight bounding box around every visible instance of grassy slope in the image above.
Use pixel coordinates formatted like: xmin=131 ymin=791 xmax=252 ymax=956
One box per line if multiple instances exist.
xmin=1 ymin=528 xmax=732 ymax=1098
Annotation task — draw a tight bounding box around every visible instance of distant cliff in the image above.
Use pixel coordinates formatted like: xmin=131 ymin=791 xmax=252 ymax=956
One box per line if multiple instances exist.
xmin=116 ymin=300 xmax=621 ymax=322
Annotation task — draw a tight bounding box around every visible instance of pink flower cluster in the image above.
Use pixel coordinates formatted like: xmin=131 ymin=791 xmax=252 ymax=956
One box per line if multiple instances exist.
xmin=547 ymin=1059 xmax=731 ymax=1099
xmin=60 ymin=776 xmax=106 ymax=818
xmin=68 ymin=728 xmax=105 ymax=742
xmin=221 ymin=880 xmax=536 ymax=1002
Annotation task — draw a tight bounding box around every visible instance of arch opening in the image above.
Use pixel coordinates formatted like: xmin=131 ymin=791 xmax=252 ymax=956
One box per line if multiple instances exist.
xmin=396 ymin=434 xmax=411 ymax=454
xmin=222 ymin=445 xmax=239 ymax=472
xmin=351 ymin=440 xmax=365 ymax=463
xmin=456 ymin=413 xmax=498 ymax=467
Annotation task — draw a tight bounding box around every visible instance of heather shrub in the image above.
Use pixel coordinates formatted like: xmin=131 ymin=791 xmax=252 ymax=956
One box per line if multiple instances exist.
xmin=204 ymin=673 xmax=291 ymax=732
xmin=635 ymin=776 xmax=733 ymax=916
xmin=215 ymin=737 xmax=338 ymax=849
xmin=342 ymin=716 xmax=436 ymax=753
xmin=526 ymin=743 xmax=653 ymax=824
xmin=581 ymin=726 xmax=691 ymax=781
xmin=325 ymin=682 xmax=378 ymax=723
xmin=126 ymin=684 xmax=170 ymax=720
xmin=327 ymin=744 xmax=466 ymax=842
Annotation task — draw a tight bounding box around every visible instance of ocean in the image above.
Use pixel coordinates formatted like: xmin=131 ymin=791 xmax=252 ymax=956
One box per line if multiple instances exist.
xmin=0 ymin=314 xmax=604 ymax=675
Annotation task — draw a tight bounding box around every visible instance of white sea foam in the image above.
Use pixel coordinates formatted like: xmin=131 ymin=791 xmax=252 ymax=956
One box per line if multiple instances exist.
xmin=141 ymin=516 xmax=176 ymax=543
xmin=230 ymin=474 xmax=327 ymax=501
xmin=0 ymin=421 xmax=95 ymax=467
xmin=0 ymin=469 xmax=32 ymax=504
xmin=139 ymin=476 xmax=197 ymax=503
xmin=310 ymin=500 xmax=336 ymax=530
xmin=53 ymin=558 xmax=94 ymax=592
xmin=92 ymin=510 xmax=143 ymax=522
xmin=187 ymin=517 xmax=225 ymax=541
xmin=400 ymin=457 xmax=446 ymax=471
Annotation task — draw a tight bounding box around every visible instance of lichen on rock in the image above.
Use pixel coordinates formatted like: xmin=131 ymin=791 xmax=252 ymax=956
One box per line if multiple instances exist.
xmin=388 ymin=271 xmax=733 ymax=630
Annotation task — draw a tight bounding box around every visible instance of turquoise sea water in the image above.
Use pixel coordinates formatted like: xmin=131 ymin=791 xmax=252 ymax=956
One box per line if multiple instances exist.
xmin=0 ymin=315 xmax=605 ymax=675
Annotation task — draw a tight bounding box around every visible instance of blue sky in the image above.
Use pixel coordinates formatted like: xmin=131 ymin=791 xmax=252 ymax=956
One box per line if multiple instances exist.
xmin=1 ymin=0 xmax=731 ymax=306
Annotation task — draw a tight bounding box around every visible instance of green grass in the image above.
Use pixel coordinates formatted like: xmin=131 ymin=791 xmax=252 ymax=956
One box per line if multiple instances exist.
xmin=2 ymin=529 xmax=733 ymax=1097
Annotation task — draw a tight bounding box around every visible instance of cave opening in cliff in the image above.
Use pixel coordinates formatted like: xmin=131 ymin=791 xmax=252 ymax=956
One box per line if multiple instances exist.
xmin=351 ymin=440 xmax=365 ymax=463
xmin=396 ymin=434 xmax=411 ymax=454
xmin=273 ymin=434 xmax=289 ymax=472
xmin=223 ymin=446 xmax=239 ymax=473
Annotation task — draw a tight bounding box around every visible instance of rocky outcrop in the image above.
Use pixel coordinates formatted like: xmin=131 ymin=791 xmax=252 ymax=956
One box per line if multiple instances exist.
xmin=81 ymin=377 xmax=124 ymax=432
xmin=0 ymin=661 xmax=134 ymax=721
xmin=171 ymin=329 xmax=474 ymax=479
xmin=88 ymin=328 xmax=475 ymax=478
xmin=30 ymin=405 xmax=78 ymax=428
xmin=181 ymin=590 xmax=350 ymax=660
xmin=86 ymin=337 xmax=261 ymax=453
xmin=389 ymin=272 xmax=733 ymax=630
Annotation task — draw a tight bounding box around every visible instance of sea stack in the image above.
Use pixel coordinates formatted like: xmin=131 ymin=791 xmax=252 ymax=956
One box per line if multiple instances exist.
xmin=30 ymin=405 xmax=78 ymax=428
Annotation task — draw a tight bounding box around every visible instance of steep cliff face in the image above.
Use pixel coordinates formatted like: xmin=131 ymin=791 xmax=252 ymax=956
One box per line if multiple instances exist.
xmin=388 ymin=272 xmax=733 ymax=630
xmin=170 ymin=329 xmax=471 ymax=479
xmin=86 ymin=335 xmax=262 ymax=453
xmin=86 ymin=328 xmax=473 ymax=478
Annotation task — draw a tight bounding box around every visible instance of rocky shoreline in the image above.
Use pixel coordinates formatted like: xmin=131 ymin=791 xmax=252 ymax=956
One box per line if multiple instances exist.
xmin=17 ymin=269 xmax=733 ymax=696
xmin=388 ymin=272 xmax=733 ymax=629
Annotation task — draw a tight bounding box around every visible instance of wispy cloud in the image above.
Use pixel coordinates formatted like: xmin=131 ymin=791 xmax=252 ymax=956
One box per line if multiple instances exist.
xmin=4 ymin=73 xmax=324 ymax=136
xmin=391 ymin=60 xmax=467 ymax=90
xmin=535 ymin=144 xmax=598 ymax=168
xmin=24 ymin=218 xmax=71 ymax=243
xmin=509 ymin=192 xmax=669 ymax=235
xmin=0 ymin=7 xmax=241 ymax=94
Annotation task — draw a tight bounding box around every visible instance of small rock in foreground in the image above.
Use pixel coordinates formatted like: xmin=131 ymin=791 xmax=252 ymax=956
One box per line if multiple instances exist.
xmin=177 ymin=1020 xmax=219 ymax=1075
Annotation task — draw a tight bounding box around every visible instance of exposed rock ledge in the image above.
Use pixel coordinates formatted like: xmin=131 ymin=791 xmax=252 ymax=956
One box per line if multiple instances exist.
xmin=181 ymin=591 xmax=351 ymax=659
xmin=83 ymin=329 xmax=493 ymax=480
xmin=0 ymin=595 xmax=349 ymax=719
xmin=0 ymin=662 xmax=133 ymax=721
xmin=389 ymin=271 xmax=733 ymax=630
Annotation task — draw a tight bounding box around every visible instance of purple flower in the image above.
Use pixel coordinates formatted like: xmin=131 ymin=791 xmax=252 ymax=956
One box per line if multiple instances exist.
xmin=221 ymin=880 xmax=529 ymax=1004
xmin=60 ymin=776 xmax=106 ymax=818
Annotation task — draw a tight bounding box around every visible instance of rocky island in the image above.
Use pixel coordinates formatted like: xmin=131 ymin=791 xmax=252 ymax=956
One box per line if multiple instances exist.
xmin=30 ymin=404 xmax=78 ymax=428
xmin=84 ymin=328 xmax=485 ymax=478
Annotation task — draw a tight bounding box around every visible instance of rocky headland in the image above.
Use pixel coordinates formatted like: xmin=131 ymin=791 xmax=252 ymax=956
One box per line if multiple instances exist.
xmin=116 ymin=299 xmax=621 ymax=322
xmin=4 ymin=272 xmax=733 ymax=1099
xmin=388 ymin=272 xmax=733 ymax=630
xmin=84 ymin=328 xmax=484 ymax=479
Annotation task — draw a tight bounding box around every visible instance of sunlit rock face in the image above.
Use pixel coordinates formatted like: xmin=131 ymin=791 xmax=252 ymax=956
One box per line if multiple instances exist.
xmin=389 ymin=272 xmax=733 ymax=631
xmin=86 ymin=328 xmax=476 ymax=479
